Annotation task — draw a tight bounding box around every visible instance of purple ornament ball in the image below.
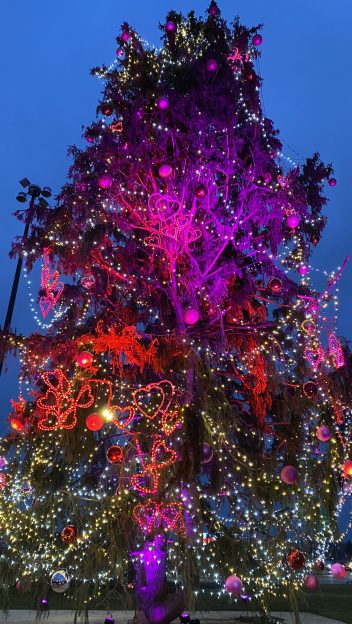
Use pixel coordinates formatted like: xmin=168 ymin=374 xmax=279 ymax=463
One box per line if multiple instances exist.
xmin=98 ymin=174 xmax=113 ymax=189
xmin=209 ymin=6 xmax=219 ymax=16
xmin=286 ymin=213 xmax=301 ymax=229
xmin=183 ymin=308 xmax=199 ymax=325
xmin=328 ymin=178 xmax=337 ymax=187
xmin=166 ymin=21 xmax=176 ymax=32
xmin=280 ymin=465 xmax=299 ymax=485
xmin=201 ymin=443 xmax=213 ymax=464
xmin=263 ymin=172 xmax=272 ymax=183
xmin=158 ymin=164 xmax=173 ymax=179
xmin=225 ymin=575 xmax=243 ymax=596
xmin=331 ymin=563 xmax=345 ymax=579
xmin=121 ymin=30 xmax=131 ymax=43
xmin=206 ymin=58 xmax=218 ymax=72
xmin=316 ymin=426 xmax=331 ymax=442
xmin=157 ymin=96 xmax=169 ymax=110
xmin=116 ymin=47 xmax=124 ymax=57
xmin=252 ymin=34 xmax=263 ymax=46
xmin=297 ymin=265 xmax=308 ymax=276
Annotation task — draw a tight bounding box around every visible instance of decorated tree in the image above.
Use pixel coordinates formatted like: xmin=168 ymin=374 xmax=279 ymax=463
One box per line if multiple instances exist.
xmin=0 ymin=3 xmax=351 ymax=623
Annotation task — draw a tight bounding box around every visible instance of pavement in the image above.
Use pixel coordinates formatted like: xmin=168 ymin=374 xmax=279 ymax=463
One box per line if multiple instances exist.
xmin=0 ymin=611 xmax=345 ymax=624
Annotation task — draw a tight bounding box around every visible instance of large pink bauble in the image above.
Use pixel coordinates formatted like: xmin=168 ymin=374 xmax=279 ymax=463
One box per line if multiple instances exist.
xmin=206 ymin=58 xmax=218 ymax=71
xmin=76 ymin=351 xmax=93 ymax=368
xmin=316 ymin=426 xmax=331 ymax=442
xmin=286 ymin=214 xmax=301 ymax=229
xmin=304 ymin=575 xmax=318 ymax=590
xmin=331 ymin=563 xmax=345 ymax=579
xmin=183 ymin=308 xmax=199 ymax=325
xmin=121 ymin=31 xmax=131 ymax=42
xmin=225 ymin=575 xmax=243 ymax=596
xmin=158 ymin=164 xmax=173 ymax=178
xmin=201 ymin=443 xmax=213 ymax=464
xmin=98 ymin=174 xmax=112 ymax=189
xmin=166 ymin=21 xmax=176 ymax=32
xmin=280 ymin=465 xmax=299 ymax=485
xmin=328 ymin=178 xmax=337 ymax=187
xmin=297 ymin=265 xmax=308 ymax=275
xmin=157 ymin=97 xmax=169 ymax=110
xmin=252 ymin=34 xmax=263 ymax=46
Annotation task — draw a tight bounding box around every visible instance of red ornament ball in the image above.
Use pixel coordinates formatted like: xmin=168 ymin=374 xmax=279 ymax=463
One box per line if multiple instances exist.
xmin=331 ymin=563 xmax=345 ymax=578
xmin=107 ymin=445 xmax=124 ymax=463
xmin=98 ymin=174 xmax=113 ymax=189
xmin=158 ymin=164 xmax=173 ymax=178
xmin=206 ymin=58 xmax=218 ymax=71
xmin=343 ymin=460 xmax=352 ymax=478
xmin=101 ymin=103 xmax=113 ymax=116
xmin=10 ymin=417 xmax=25 ymax=432
xmin=287 ymin=549 xmax=305 ymax=571
xmin=252 ymin=34 xmax=263 ymax=46
xmin=304 ymin=575 xmax=318 ymax=590
xmin=195 ymin=183 xmax=207 ymax=198
xmin=86 ymin=413 xmax=104 ymax=432
xmin=201 ymin=443 xmax=213 ymax=464
xmin=302 ymin=381 xmax=318 ymax=399
xmin=286 ymin=213 xmax=301 ymax=229
xmin=316 ymin=426 xmax=331 ymax=442
xmin=328 ymin=178 xmax=337 ymax=187
xmin=166 ymin=21 xmax=176 ymax=32
xmin=225 ymin=574 xmax=243 ymax=595
xmin=76 ymin=351 xmax=93 ymax=368
xmin=183 ymin=308 xmax=199 ymax=325
xmin=281 ymin=465 xmax=299 ymax=485
xmin=61 ymin=525 xmax=77 ymax=544
xmin=268 ymin=278 xmax=282 ymax=294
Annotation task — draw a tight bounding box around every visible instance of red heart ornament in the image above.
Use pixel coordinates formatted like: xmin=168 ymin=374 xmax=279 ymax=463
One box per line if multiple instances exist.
xmin=161 ymin=410 xmax=181 ymax=436
xmin=130 ymin=469 xmax=159 ymax=495
xmin=112 ymin=405 xmax=135 ymax=430
xmin=159 ymin=502 xmax=184 ymax=531
xmin=133 ymin=501 xmax=159 ymax=533
xmin=151 ymin=438 xmax=177 ymax=469
xmin=133 ymin=381 xmax=174 ymax=420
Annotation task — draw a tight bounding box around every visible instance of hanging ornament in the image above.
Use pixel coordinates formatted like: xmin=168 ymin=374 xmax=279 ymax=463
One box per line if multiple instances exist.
xmin=121 ymin=30 xmax=131 ymax=42
xmin=315 ymin=560 xmax=325 ymax=572
xmin=98 ymin=174 xmax=113 ymax=189
xmin=297 ymin=264 xmax=309 ymax=275
xmin=157 ymin=96 xmax=169 ymax=110
xmin=263 ymin=172 xmax=272 ymax=183
xmin=200 ymin=443 xmax=213 ymax=464
xmin=206 ymin=59 xmax=218 ymax=71
xmin=183 ymin=308 xmax=199 ymax=325
xmin=209 ymin=4 xmax=219 ymax=16
xmin=194 ymin=183 xmax=207 ymax=198
xmin=107 ymin=445 xmax=124 ymax=463
xmin=300 ymin=319 xmax=316 ymax=334
xmin=50 ymin=570 xmax=71 ymax=593
xmin=304 ymin=575 xmax=318 ymax=590
xmin=286 ymin=213 xmax=301 ymax=229
xmin=280 ymin=465 xmax=299 ymax=484
xmin=0 ymin=474 xmax=6 ymax=490
xmin=252 ymin=34 xmax=262 ymax=46
xmin=116 ymin=47 xmax=124 ymax=57
xmin=76 ymin=351 xmax=93 ymax=368
xmin=39 ymin=248 xmax=64 ymax=318
xmin=328 ymin=178 xmax=337 ymax=187
xmin=343 ymin=460 xmax=352 ymax=479
xmin=80 ymin=274 xmax=96 ymax=289
xmin=158 ymin=164 xmax=173 ymax=178
xmin=166 ymin=21 xmax=176 ymax=32
xmin=10 ymin=416 xmax=25 ymax=432
xmin=316 ymin=426 xmax=331 ymax=442
xmin=61 ymin=525 xmax=77 ymax=544
xmin=304 ymin=345 xmax=324 ymax=370
xmin=225 ymin=575 xmax=243 ymax=595
xmin=302 ymin=381 xmax=318 ymax=399
xmin=86 ymin=413 xmax=104 ymax=431
xmin=331 ymin=563 xmax=345 ymax=578
xmin=328 ymin=333 xmax=344 ymax=368
xmin=101 ymin=103 xmax=113 ymax=116
xmin=267 ymin=277 xmax=282 ymax=294
xmin=287 ymin=550 xmax=305 ymax=571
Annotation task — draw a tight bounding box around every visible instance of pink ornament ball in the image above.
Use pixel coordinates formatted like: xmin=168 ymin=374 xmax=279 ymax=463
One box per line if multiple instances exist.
xmin=281 ymin=465 xmax=299 ymax=485
xmin=225 ymin=575 xmax=243 ymax=596
xmin=183 ymin=308 xmax=199 ymax=325
xmin=86 ymin=413 xmax=104 ymax=432
xmin=304 ymin=575 xmax=318 ymax=590
xmin=263 ymin=172 xmax=272 ymax=183
xmin=157 ymin=96 xmax=169 ymax=110
xmin=252 ymin=34 xmax=263 ymax=46
xmin=316 ymin=426 xmax=331 ymax=442
xmin=98 ymin=174 xmax=113 ymax=189
xmin=166 ymin=21 xmax=176 ymax=32
xmin=201 ymin=443 xmax=213 ymax=464
xmin=121 ymin=31 xmax=131 ymax=43
xmin=116 ymin=47 xmax=124 ymax=57
xmin=76 ymin=351 xmax=93 ymax=368
xmin=297 ymin=265 xmax=308 ymax=276
xmin=209 ymin=6 xmax=219 ymax=16
xmin=331 ymin=563 xmax=345 ymax=579
xmin=328 ymin=178 xmax=337 ymax=187
xmin=206 ymin=58 xmax=218 ymax=71
xmin=158 ymin=164 xmax=173 ymax=178
xmin=286 ymin=213 xmax=301 ymax=229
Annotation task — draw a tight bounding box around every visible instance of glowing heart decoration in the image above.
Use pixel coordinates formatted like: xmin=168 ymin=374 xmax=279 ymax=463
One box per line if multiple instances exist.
xmin=39 ymin=249 xmax=64 ymax=318
xmin=328 ymin=333 xmax=344 ymax=369
xmin=112 ymin=405 xmax=135 ymax=430
xmin=161 ymin=410 xmax=182 ymax=436
xmin=133 ymin=501 xmax=185 ymax=533
xmin=150 ymin=438 xmax=177 ymax=469
xmin=304 ymin=345 xmax=324 ymax=370
xmin=37 ymin=369 xmax=94 ymax=431
xmin=133 ymin=381 xmax=174 ymax=420
xmin=130 ymin=469 xmax=159 ymax=495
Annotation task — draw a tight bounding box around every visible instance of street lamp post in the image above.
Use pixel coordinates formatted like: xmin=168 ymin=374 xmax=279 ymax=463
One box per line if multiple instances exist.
xmin=0 ymin=180 xmax=51 ymax=376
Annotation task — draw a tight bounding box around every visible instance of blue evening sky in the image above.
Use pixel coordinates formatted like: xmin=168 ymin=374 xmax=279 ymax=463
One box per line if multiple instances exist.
xmin=0 ymin=2 xmax=352 ymax=531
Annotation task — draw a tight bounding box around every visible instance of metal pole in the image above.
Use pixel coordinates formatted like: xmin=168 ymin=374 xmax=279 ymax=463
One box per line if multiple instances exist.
xmin=0 ymin=195 xmax=35 ymax=376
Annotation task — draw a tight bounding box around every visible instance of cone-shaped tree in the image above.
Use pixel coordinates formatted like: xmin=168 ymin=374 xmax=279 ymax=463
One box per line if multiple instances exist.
xmin=0 ymin=4 xmax=350 ymax=622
